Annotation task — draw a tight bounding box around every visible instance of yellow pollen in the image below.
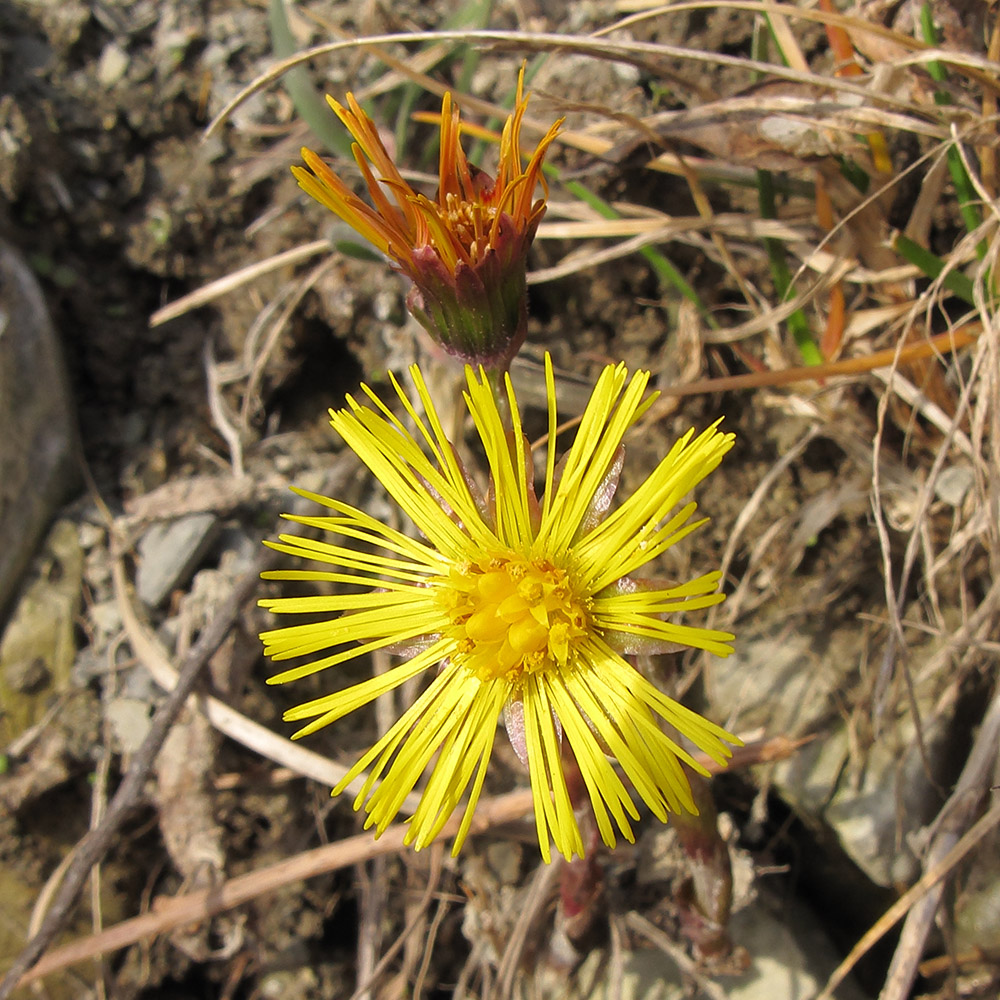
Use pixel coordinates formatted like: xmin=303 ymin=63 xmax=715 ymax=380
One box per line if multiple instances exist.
xmin=439 ymin=553 xmax=589 ymax=682
xmin=439 ymin=195 xmax=498 ymax=263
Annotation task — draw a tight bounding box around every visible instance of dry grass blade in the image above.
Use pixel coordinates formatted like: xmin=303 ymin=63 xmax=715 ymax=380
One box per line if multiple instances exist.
xmin=149 ymin=240 xmax=329 ymax=327
xmin=714 ymin=425 xmax=821 ymax=622
xmin=16 ymin=790 xmax=537 ymax=988
xmin=347 ymin=845 xmax=445 ymax=1000
xmin=494 ymin=861 xmax=561 ymax=1000
xmin=610 ymin=1 xmax=1000 ymax=87
xmin=238 ymin=254 xmax=338 ymax=439
xmin=870 ymin=321 xmax=995 ymax=723
xmin=204 ymin=27 xmax=937 ymax=143
xmin=814 ymin=801 xmax=1000 ymax=1000
xmin=879 ymin=680 xmax=1000 ymax=1000
xmin=641 ymin=325 xmax=981 ymax=404
xmin=111 ymin=556 xmax=425 ymax=811
xmin=537 ymin=214 xmax=806 ymax=242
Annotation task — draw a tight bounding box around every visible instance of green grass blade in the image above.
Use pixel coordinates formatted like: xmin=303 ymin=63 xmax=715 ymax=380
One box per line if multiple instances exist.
xmin=757 ymin=169 xmax=822 ymax=365
xmin=893 ymin=233 xmax=977 ymax=305
xmin=268 ymin=0 xmax=352 ymax=156
xmin=547 ymin=166 xmax=718 ymax=329
xmin=920 ymin=2 xmax=986 ymax=258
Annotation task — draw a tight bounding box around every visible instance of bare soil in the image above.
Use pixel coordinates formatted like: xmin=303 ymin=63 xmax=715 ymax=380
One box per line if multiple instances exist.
xmin=2 ymin=1 xmax=997 ymax=998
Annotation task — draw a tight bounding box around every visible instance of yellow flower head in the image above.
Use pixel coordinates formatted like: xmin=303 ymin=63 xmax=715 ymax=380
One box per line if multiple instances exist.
xmin=291 ymin=69 xmax=562 ymax=368
xmin=260 ymin=357 xmax=738 ymax=862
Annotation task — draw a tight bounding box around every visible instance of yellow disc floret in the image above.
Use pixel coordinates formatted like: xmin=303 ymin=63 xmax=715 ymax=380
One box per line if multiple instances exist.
xmin=261 ymin=356 xmax=739 ymax=862
xmin=439 ymin=552 xmax=590 ymax=682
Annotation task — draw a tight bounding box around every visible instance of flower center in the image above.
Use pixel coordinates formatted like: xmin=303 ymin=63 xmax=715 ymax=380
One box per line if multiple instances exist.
xmin=441 ymin=193 xmax=498 ymax=263
xmin=439 ymin=553 xmax=590 ymax=682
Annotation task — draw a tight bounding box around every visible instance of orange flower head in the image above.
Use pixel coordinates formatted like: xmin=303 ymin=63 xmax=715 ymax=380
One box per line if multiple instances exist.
xmin=292 ymin=69 xmax=563 ymax=369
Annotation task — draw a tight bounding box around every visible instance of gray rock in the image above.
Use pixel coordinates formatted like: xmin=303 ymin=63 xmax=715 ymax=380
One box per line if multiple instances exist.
xmin=0 ymin=520 xmax=83 ymax=742
xmin=934 ymin=464 xmax=974 ymax=507
xmin=0 ymin=239 xmax=79 ymax=622
xmin=707 ymin=627 xmax=954 ymax=887
xmin=571 ymin=895 xmax=867 ymax=1000
xmin=135 ymin=512 xmax=220 ymax=608
xmin=725 ymin=896 xmax=869 ymax=1000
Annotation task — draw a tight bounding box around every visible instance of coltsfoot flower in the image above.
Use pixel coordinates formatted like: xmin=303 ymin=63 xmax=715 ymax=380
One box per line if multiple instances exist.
xmin=260 ymin=357 xmax=738 ymax=861
xmin=291 ymin=70 xmax=562 ymax=369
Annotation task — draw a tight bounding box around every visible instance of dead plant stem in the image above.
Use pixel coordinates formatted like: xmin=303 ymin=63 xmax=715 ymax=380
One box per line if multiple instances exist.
xmin=0 ymin=551 xmax=273 ymax=1000
xmin=815 ymin=800 xmax=1000 ymax=1000
xmin=879 ymin=679 xmax=1000 ymax=1000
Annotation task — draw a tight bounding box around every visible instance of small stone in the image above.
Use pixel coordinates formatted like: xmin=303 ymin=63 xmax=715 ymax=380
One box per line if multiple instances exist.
xmin=106 ymin=697 xmax=152 ymax=754
xmin=77 ymin=522 xmax=105 ymax=550
xmin=373 ymin=290 xmax=401 ymax=322
xmin=935 ymin=465 xmax=974 ymax=507
xmin=136 ymin=513 xmax=220 ymax=608
xmin=89 ymin=599 xmax=123 ymax=637
xmin=97 ymin=42 xmax=129 ymax=87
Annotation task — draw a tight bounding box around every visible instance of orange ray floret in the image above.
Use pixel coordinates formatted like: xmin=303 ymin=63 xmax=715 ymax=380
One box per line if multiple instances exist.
xmin=291 ymin=69 xmax=563 ymax=368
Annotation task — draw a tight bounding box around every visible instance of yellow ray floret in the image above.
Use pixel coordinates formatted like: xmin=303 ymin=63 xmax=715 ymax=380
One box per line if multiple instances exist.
xmin=260 ymin=355 xmax=740 ymax=861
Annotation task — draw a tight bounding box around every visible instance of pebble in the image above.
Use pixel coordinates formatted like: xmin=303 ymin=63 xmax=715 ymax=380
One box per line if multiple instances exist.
xmin=89 ymin=598 xmax=123 ymax=637
xmin=106 ymin=696 xmax=152 ymax=754
xmin=77 ymin=521 xmax=106 ymax=550
xmin=934 ymin=464 xmax=974 ymax=507
xmin=135 ymin=513 xmax=220 ymax=608
xmin=97 ymin=42 xmax=129 ymax=87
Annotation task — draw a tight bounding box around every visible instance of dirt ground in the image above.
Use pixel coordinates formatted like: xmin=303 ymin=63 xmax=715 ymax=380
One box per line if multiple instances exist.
xmin=2 ymin=1 xmax=999 ymax=998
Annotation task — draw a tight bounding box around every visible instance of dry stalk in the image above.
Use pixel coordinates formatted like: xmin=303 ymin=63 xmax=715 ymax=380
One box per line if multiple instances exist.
xmin=238 ymin=254 xmax=338 ymax=439
xmin=149 ymin=240 xmax=329 ymax=327
xmin=347 ymin=844 xmax=445 ymax=1000
xmin=205 ymin=23 xmax=946 ymax=144
xmin=17 ymin=789 xmax=536 ymax=989
xmin=871 ymin=321 xmax=992 ymax=728
xmin=0 ymin=549 xmax=269 ymax=1000
xmin=494 ymin=860 xmax=562 ymax=1000
xmin=879 ymin=679 xmax=1000 ymax=1000
xmin=815 ymin=800 xmax=1000 ymax=1000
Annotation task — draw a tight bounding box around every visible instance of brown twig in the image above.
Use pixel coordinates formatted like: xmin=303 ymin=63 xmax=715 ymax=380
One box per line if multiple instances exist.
xmin=649 ymin=324 xmax=980 ymax=403
xmin=879 ymin=678 xmax=1000 ymax=1000
xmin=13 ymin=735 xmax=797 ymax=987
xmin=814 ymin=800 xmax=1000 ymax=1000
xmin=18 ymin=789 xmax=536 ymax=988
xmin=0 ymin=551 xmax=272 ymax=1000
xmin=532 ymin=326 xmax=982 ymax=450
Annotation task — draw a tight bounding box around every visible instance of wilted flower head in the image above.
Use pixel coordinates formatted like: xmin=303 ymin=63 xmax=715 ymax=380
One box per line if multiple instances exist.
xmin=260 ymin=357 xmax=738 ymax=862
xmin=291 ymin=69 xmax=562 ymax=370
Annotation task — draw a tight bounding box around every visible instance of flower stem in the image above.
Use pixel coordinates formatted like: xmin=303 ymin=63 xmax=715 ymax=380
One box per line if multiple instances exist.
xmin=554 ymin=742 xmax=605 ymax=955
